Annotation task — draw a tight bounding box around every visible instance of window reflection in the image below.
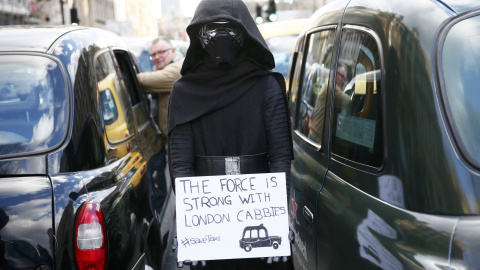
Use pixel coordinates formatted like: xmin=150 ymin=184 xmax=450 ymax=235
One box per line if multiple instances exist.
xmin=331 ymin=29 xmax=383 ymax=167
xmin=296 ymin=30 xmax=336 ymax=145
xmin=442 ymin=16 xmax=480 ymax=165
xmin=95 ymin=52 xmax=133 ymax=158
xmin=0 ymin=55 xmax=66 ymax=157
xmin=99 ymin=88 xmax=119 ymax=125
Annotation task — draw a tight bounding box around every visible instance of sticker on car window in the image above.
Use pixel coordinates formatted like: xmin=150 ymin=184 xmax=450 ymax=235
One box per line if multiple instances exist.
xmin=336 ymin=113 xmax=375 ymax=148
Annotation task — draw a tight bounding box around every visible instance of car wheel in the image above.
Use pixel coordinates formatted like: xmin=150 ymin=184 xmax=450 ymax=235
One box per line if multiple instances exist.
xmin=244 ymin=244 xmax=252 ymax=252
xmin=273 ymin=242 xmax=279 ymax=249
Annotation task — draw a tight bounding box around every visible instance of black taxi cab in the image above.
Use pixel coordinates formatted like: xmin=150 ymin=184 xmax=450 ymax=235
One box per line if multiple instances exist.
xmin=287 ymin=0 xmax=480 ymax=269
xmin=239 ymin=223 xmax=282 ymax=252
xmin=0 ymin=26 xmax=175 ymax=270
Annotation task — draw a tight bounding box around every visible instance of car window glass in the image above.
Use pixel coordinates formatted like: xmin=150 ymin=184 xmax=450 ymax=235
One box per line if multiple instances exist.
xmin=251 ymin=229 xmax=258 ymax=239
xmin=266 ymin=34 xmax=299 ymax=77
xmin=296 ymin=30 xmax=336 ymax=145
xmin=96 ymin=52 xmax=134 ymax=157
xmin=0 ymin=55 xmax=67 ymax=157
xmin=331 ymin=29 xmax=383 ymax=168
xmin=441 ymin=15 xmax=480 ymax=166
xmin=289 ymin=51 xmax=303 ymax=103
xmin=114 ymin=50 xmax=149 ymax=131
xmin=259 ymin=228 xmax=267 ymax=238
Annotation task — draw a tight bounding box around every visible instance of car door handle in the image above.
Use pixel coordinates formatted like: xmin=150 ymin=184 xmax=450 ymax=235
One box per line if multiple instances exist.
xmin=303 ymin=206 xmax=314 ymax=224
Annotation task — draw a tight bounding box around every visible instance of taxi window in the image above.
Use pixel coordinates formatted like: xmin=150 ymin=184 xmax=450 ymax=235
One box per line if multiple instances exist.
xmin=295 ymin=29 xmax=336 ymax=146
xmin=0 ymin=55 xmax=67 ymax=157
xmin=441 ymin=14 xmax=480 ymax=167
xmin=100 ymin=88 xmax=119 ymax=125
xmin=114 ymin=50 xmax=149 ymax=132
xmin=95 ymin=51 xmax=135 ymax=158
xmin=331 ymin=28 xmax=384 ymax=168
xmin=265 ymin=34 xmax=299 ymax=77
xmin=251 ymin=229 xmax=259 ymax=239
xmin=259 ymin=228 xmax=267 ymax=238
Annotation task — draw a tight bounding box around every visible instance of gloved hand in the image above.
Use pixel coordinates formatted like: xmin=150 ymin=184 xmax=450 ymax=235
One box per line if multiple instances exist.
xmin=289 ymin=228 xmax=295 ymax=244
xmin=265 ymin=256 xmax=290 ymax=264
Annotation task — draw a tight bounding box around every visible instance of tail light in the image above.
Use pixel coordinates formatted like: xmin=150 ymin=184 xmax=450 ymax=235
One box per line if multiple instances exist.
xmin=75 ymin=200 xmax=107 ymax=270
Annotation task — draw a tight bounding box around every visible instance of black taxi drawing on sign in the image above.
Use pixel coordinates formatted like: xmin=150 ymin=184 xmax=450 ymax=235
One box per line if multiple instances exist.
xmin=239 ymin=224 xmax=282 ymax=252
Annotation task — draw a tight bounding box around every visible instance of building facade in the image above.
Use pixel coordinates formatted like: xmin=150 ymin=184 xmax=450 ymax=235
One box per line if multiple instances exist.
xmin=0 ymin=0 xmax=159 ymax=37
xmin=0 ymin=0 xmax=42 ymax=25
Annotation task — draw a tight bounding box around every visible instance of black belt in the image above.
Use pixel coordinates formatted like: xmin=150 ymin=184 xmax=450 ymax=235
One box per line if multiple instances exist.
xmin=194 ymin=153 xmax=269 ymax=176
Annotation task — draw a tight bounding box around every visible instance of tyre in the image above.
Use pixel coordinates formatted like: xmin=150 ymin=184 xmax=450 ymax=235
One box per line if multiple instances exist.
xmin=273 ymin=242 xmax=279 ymax=249
xmin=244 ymin=244 xmax=252 ymax=252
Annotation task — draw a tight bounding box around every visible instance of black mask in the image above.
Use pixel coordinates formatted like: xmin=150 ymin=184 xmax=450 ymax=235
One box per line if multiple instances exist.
xmin=198 ymin=21 xmax=244 ymax=66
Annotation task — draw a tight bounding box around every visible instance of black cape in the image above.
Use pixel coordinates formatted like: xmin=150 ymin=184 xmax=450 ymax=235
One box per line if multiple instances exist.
xmin=167 ymin=0 xmax=293 ymax=159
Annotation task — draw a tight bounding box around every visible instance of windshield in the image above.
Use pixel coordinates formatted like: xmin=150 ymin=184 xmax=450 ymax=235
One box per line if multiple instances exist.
xmin=441 ymin=14 xmax=480 ymax=166
xmin=0 ymin=55 xmax=67 ymax=157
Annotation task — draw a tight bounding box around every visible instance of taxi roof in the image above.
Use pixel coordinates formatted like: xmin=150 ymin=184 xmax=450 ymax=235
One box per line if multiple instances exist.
xmin=258 ymin=18 xmax=309 ymax=40
xmin=439 ymin=0 xmax=480 ymax=13
xmin=0 ymin=25 xmax=84 ymax=52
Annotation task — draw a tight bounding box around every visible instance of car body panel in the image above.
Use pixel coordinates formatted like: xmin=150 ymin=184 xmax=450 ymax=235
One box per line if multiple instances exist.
xmin=0 ymin=26 xmax=80 ymax=52
xmin=287 ymin=0 xmax=480 ymax=269
xmin=51 ymin=151 xmax=152 ymax=269
xmin=318 ymin=168 xmax=457 ymax=269
xmin=450 ymin=217 xmax=480 ymax=269
xmin=0 ymin=156 xmax=46 ymax=174
xmin=0 ymin=176 xmax=53 ymax=268
xmin=288 ymin=3 xmax=346 ymax=270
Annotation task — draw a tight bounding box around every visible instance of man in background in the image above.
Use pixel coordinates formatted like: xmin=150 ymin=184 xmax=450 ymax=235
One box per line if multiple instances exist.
xmin=137 ymin=37 xmax=184 ymax=214
xmin=309 ymin=63 xmax=349 ymax=143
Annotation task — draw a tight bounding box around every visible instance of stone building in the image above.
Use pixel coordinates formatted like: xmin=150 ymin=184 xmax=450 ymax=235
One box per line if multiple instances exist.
xmin=0 ymin=0 xmax=159 ymax=37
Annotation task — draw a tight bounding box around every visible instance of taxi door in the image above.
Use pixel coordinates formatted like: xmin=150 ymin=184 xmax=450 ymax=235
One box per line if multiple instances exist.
xmin=287 ymin=1 xmax=348 ymax=269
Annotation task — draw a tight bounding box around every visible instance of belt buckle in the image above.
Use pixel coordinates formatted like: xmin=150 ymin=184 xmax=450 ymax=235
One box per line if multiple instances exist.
xmin=225 ymin=157 xmax=240 ymax=175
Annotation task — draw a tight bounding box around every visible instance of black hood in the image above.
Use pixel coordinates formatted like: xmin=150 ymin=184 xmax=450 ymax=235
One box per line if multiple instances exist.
xmin=168 ymin=0 xmax=286 ymax=135
xmin=181 ymin=0 xmax=275 ymax=75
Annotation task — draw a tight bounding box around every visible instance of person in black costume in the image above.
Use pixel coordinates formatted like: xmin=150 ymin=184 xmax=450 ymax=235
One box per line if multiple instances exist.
xmin=167 ymin=0 xmax=293 ymax=268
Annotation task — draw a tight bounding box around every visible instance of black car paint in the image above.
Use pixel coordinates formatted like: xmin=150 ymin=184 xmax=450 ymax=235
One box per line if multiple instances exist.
xmin=0 ymin=26 xmax=174 ymax=270
xmin=287 ymin=0 xmax=480 ymax=269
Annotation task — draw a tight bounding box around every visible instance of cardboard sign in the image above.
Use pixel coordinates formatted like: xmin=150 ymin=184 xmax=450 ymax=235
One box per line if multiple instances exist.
xmin=175 ymin=172 xmax=290 ymax=262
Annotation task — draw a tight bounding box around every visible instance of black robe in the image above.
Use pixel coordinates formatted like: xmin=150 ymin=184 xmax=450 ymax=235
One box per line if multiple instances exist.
xmin=167 ymin=0 xmax=293 ymax=198
xmin=167 ymin=1 xmax=294 ymax=269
